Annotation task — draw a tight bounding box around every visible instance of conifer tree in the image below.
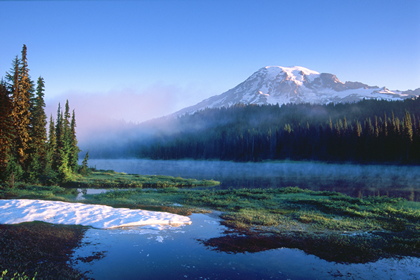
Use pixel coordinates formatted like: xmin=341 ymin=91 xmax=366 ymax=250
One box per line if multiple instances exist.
xmin=26 ymin=77 xmax=48 ymax=182
xmin=18 ymin=45 xmax=34 ymax=168
xmin=6 ymin=45 xmax=33 ymax=168
xmin=69 ymin=110 xmax=80 ymax=171
xmin=63 ymin=101 xmax=72 ymax=167
xmin=80 ymin=152 xmax=89 ymax=175
xmin=403 ymin=110 xmax=413 ymax=143
xmin=64 ymin=100 xmax=71 ymax=133
xmin=0 ymin=81 xmax=13 ymax=180
xmin=52 ymin=104 xmax=62 ymax=171
xmin=54 ymin=104 xmax=72 ymax=182
xmin=1 ymin=45 xmax=83 ymax=184
xmin=355 ymin=121 xmax=362 ymax=137
xmin=48 ymin=102 xmax=82 ymax=183
xmin=44 ymin=115 xmax=57 ymax=181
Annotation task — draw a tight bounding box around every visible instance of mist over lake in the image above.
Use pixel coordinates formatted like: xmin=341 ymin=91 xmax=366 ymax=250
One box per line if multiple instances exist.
xmin=87 ymin=159 xmax=420 ymax=201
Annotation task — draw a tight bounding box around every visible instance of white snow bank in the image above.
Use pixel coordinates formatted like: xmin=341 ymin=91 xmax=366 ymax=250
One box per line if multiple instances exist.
xmin=0 ymin=199 xmax=192 ymax=229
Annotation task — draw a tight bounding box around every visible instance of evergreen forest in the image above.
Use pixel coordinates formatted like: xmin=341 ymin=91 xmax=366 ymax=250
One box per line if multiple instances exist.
xmin=0 ymin=45 xmax=82 ymax=186
xmin=135 ymin=98 xmax=420 ymax=163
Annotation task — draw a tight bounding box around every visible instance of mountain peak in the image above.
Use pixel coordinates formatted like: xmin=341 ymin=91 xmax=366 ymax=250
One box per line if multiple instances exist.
xmin=175 ymin=66 xmax=419 ymax=116
xmin=263 ymin=65 xmax=321 ymax=86
xmin=264 ymin=65 xmax=320 ymax=75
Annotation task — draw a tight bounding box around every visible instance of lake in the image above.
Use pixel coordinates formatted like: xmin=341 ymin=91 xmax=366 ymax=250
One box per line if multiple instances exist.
xmin=72 ymin=212 xmax=419 ymax=280
xmin=68 ymin=159 xmax=420 ymax=279
xmin=87 ymin=159 xmax=420 ymax=201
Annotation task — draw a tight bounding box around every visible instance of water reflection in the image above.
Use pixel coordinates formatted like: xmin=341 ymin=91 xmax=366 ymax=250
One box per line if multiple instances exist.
xmin=75 ymin=188 xmax=130 ymax=200
xmin=69 ymin=159 xmax=420 ymax=279
xmin=87 ymin=159 xmax=420 ymax=201
xmin=199 ymin=230 xmax=418 ymax=264
xmin=72 ymin=213 xmax=420 ymax=280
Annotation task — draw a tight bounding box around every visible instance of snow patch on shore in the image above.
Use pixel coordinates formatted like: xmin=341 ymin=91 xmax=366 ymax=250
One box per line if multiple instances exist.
xmin=0 ymin=199 xmax=191 ymax=229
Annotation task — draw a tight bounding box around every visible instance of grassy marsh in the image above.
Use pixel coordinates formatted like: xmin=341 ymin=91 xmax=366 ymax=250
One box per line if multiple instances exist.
xmin=62 ymin=170 xmax=220 ymax=189
xmin=81 ymin=186 xmax=420 ymax=232
xmin=2 ymin=184 xmax=418 ymax=236
xmin=82 ymin=186 xmax=420 ymax=262
xmin=1 ymin=177 xmax=419 ymax=265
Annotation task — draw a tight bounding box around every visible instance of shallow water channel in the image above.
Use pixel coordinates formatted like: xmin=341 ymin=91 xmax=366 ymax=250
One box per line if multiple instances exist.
xmin=72 ymin=213 xmax=419 ymax=280
xmin=70 ymin=159 xmax=420 ymax=279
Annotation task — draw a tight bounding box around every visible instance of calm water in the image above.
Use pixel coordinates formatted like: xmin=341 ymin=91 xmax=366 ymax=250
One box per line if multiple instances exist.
xmin=87 ymin=159 xmax=420 ymax=201
xmin=72 ymin=213 xmax=420 ymax=280
xmin=69 ymin=159 xmax=420 ymax=279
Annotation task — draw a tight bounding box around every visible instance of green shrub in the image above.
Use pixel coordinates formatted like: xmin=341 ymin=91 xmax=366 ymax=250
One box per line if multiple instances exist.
xmin=1 ymin=270 xmax=36 ymax=280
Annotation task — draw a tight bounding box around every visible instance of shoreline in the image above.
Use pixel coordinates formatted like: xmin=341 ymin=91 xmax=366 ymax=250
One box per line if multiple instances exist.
xmin=0 ymin=171 xmax=419 ymax=277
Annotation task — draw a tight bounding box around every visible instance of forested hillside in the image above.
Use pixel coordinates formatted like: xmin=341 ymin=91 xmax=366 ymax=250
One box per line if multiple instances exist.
xmin=135 ymin=98 xmax=420 ymax=163
xmin=0 ymin=45 xmax=82 ymax=185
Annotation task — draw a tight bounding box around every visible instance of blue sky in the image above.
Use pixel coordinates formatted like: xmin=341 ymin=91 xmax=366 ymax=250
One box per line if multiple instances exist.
xmin=1 ymin=0 xmax=419 ymax=128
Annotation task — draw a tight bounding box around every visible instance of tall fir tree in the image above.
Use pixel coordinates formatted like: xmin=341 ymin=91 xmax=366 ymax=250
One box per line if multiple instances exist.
xmin=6 ymin=45 xmax=33 ymax=169
xmin=55 ymin=103 xmax=73 ymax=182
xmin=4 ymin=58 xmax=26 ymax=182
xmin=44 ymin=115 xmax=57 ymax=183
xmin=69 ymin=109 xmax=80 ymax=172
xmin=26 ymin=77 xmax=48 ymax=182
xmin=52 ymin=104 xmax=61 ymax=171
xmin=0 ymin=81 xmax=14 ymax=181
xmin=403 ymin=110 xmax=413 ymax=143
xmin=63 ymin=101 xmax=72 ymax=162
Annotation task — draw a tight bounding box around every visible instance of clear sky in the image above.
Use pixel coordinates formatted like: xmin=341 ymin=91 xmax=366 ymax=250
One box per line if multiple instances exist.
xmin=1 ymin=0 xmax=419 ymax=127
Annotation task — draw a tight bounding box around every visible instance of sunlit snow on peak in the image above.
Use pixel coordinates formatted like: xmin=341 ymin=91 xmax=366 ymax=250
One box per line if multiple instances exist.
xmin=174 ymin=65 xmax=419 ymax=116
xmin=263 ymin=66 xmax=320 ymax=85
xmin=264 ymin=66 xmax=319 ymax=75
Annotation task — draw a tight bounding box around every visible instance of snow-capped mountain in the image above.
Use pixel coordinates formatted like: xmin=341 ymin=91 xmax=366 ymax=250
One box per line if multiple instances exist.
xmin=176 ymin=66 xmax=419 ymax=115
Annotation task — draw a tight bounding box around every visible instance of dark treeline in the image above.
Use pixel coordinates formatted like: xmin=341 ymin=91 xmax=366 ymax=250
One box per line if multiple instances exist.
xmin=0 ymin=45 xmax=83 ymax=186
xmin=136 ymin=98 xmax=420 ymax=163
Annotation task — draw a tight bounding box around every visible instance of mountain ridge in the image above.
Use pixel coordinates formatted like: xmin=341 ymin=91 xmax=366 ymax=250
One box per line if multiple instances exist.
xmin=175 ymin=66 xmax=419 ymax=116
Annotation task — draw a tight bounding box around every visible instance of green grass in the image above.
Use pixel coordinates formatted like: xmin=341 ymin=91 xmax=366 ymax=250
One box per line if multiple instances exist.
xmin=181 ymin=187 xmax=420 ymax=233
xmin=1 ymin=181 xmax=419 ymax=262
xmin=62 ymin=170 xmax=220 ymax=189
xmin=81 ymin=187 xmax=208 ymax=216
xmin=179 ymin=187 xmax=419 ymax=262
xmin=78 ymin=186 xmax=420 ymax=237
xmin=1 ymin=270 xmax=36 ymax=280
xmin=0 ymin=184 xmax=77 ymax=201
xmin=3 ymin=184 xmax=417 ymax=235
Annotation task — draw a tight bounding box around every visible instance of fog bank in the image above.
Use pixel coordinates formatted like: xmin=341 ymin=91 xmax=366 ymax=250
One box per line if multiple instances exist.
xmin=45 ymin=83 xmax=207 ymax=145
